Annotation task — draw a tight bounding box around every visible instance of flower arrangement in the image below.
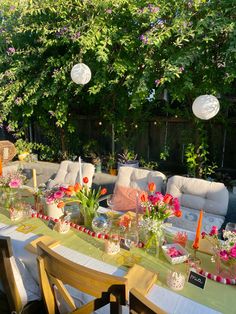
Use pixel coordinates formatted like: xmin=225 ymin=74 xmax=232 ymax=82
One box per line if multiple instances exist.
xmin=44 ymin=177 xmax=107 ymax=228
xmin=202 ymin=226 xmax=236 ymax=262
xmin=140 ymin=182 xmax=182 ymax=231
xmin=140 ymin=182 xmax=182 ymax=255
xmin=0 ymin=170 xmax=27 ymax=189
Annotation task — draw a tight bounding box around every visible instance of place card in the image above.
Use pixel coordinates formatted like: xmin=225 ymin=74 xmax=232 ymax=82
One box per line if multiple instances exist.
xmin=16 ymin=224 xmax=37 ymax=234
xmin=188 ymin=270 xmax=206 ymax=289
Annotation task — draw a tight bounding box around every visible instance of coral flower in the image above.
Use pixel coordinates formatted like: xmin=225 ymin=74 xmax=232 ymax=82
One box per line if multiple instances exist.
xmin=57 ymin=202 xmax=65 ymax=208
xmin=74 ymin=182 xmax=82 ymax=192
xmin=148 ymin=182 xmax=156 ymax=193
xmin=163 ymin=194 xmax=173 ymax=204
xmin=100 ymin=188 xmax=107 ymax=195
xmin=140 ymin=191 xmax=148 ymax=202
xmin=175 ymin=210 xmax=182 ymax=218
xmin=83 ymin=177 xmax=89 ymax=184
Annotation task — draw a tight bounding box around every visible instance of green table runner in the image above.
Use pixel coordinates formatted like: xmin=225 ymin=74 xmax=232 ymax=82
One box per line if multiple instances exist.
xmin=0 ymin=208 xmax=234 ymax=314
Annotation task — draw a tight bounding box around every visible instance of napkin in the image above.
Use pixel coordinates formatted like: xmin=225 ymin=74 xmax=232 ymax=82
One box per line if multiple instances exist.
xmin=25 ymin=235 xmax=60 ymax=254
xmin=125 ymin=264 xmax=157 ymax=296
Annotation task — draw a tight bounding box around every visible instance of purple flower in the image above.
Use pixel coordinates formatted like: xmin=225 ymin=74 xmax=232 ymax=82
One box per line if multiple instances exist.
xmin=155 ymin=79 xmax=161 ymax=86
xmin=7 ymin=47 xmax=15 ymax=55
xmin=9 ymin=178 xmax=22 ymax=188
xmin=179 ymin=66 xmax=185 ymax=73
xmin=139 ymin=34 xmax=149 ymax=44
xmin=10 ymin=6 xmax=15 ymax=11
xmin=106 ymin=8 xmax=112 ymax=14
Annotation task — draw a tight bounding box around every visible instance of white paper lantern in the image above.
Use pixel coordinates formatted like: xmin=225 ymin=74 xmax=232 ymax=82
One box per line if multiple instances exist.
xmin=70 ymin=63 xmax=91 ymax=85
xmin=192 ymin=95 xmax=220 ymax=120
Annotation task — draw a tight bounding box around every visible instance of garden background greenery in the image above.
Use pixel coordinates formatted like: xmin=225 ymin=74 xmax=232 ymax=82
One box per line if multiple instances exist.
xmin=0 ymin=0 xmax=235 ymax=177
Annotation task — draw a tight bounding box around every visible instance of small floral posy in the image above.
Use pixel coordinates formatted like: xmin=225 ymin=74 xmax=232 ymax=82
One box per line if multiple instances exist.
xmin=0 ymin=170 xmax=26 ymax=189
xmin=202 ymin=226 xmax=236 ymax=263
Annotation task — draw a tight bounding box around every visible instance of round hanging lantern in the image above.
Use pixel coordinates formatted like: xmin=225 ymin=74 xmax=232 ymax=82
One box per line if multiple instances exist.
xmin=192 ymin=95 xmax=220 ymax=120
xmin=70 ymin=63 xmax=91 ymax=85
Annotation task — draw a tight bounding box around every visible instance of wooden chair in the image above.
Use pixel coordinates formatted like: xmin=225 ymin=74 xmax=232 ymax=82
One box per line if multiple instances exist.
xmin=0 ymin=236 xmax=43 ymax=314
xmin=37 ymin=242 xmax=127 ymax=314
xmin=129 ymin=288 xmax=167 ymax=314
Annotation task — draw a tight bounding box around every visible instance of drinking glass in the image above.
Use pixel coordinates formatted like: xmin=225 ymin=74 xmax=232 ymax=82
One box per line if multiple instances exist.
xmin=124 ymin=228 xmax=139 ymax=250
xmin=225 ymin=222 xmax=236 ymax=232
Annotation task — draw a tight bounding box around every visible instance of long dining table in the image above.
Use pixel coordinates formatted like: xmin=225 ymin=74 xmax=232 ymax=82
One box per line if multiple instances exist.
xmin=0 ymin=202 xmax=235 ymax=314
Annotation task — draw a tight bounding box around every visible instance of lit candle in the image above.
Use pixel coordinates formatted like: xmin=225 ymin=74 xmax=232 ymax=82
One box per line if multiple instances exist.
xmin=78 ymin=156 xmax=83 ymax=185
xmin=32 ymin=168 xmax=37 ymax=189
xmin=192 ymin=209 xmax=203 ymax=250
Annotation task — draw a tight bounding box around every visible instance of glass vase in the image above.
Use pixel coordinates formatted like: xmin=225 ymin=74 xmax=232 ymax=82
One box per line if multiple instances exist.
xmin=81 ymin=203 xmax=99 ymax=230
xmin=215 ymin=256 xmax=236 ymax=278
xmin=145 ymin=230 xmax=164 ymax=257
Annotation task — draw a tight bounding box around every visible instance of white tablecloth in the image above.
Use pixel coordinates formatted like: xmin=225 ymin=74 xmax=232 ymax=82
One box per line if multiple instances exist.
xmin=0 ymin=223 xmax=221 ymax=314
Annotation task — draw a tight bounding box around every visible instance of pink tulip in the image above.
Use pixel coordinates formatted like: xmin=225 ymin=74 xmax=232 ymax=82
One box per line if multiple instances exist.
xmin=8 ymin=178 xmax=21 ymax=188
xmin=53 ymin=190 xmax=64 ymax=199
xmin=219 ymin=250 xmax=229 ymax=261
xmin=229 ymin=245 xmax=236 ymax=258
xmin=209 ymin=226 xmax=218 ymax=236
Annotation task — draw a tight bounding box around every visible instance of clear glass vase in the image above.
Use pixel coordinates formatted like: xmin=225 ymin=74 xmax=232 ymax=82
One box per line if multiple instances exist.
xmin=145 ymin=230 xmax=164 ymax=257
xmin=81 ymin=203 xmax=99 ymax=230
xmin=215 ymin=255 xmax=236 ymax=278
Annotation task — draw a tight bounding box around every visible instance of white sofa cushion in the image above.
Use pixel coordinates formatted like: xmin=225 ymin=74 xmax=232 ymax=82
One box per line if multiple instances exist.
xmin=116 ymin=167 xmax=166 ymax=192
xmin=166 ymin=176 xmax=229 ymax=232
xmin=168 ymin=206 xmax=225 ymax=233
xmin=47 ymin=160 xmax=94 ymax=189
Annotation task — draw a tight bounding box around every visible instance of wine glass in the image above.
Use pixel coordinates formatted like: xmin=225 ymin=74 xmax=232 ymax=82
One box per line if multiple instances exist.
xmin=107 ymin=194 xmax=115 ymax=212
xmin=124 ymin=228 xmax=139 ymax=250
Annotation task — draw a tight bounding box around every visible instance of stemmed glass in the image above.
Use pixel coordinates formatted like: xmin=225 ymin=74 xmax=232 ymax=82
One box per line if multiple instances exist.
xmin=107 ymin=194 xmax=115 ymax=212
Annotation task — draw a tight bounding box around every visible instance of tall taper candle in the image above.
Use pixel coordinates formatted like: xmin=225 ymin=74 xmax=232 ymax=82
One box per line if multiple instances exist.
xmin=32 ymin=168 xmax=37 ymax=189
xmin=78 ymin=156 xmax=83 ymax=185
xmin=192 ymin=209 xmax=203 ymax=250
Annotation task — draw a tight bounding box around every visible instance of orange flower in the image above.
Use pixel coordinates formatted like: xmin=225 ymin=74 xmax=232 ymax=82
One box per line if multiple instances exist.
xmin=57 ymin=202 xmax=65 ymax=208
xmin=148 ymin=182 xmax=156 ymax=193
xmin=74 ymin=182 xmax=82 ymax=192
xmin=140 ymin=191 xmax=148 ymax=202
xmin=163 ymin=194 xmax=173 ymax=204
xmin=65 ymin=185 xmax=74 ymax=196
xmin=175 ymin=210 xmax=182 ymax=218
xmin=100 ymin=188 xmax=107 ymax=195
xmin=83 ymin=177 xmax=89 ymax=184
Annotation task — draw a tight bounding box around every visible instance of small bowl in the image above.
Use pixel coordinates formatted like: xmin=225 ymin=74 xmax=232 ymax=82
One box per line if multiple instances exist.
xmin=162 ymin=243 xmax=189 ymax=264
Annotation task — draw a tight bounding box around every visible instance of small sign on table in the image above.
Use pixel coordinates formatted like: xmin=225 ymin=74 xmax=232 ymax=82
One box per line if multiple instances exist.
xmin=188 ymin=270 xmax=206 ymax=289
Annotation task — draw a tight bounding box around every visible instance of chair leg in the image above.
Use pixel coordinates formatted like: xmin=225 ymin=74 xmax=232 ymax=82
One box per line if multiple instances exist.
xmin=110 ymin=301 xmax=122 ymax=314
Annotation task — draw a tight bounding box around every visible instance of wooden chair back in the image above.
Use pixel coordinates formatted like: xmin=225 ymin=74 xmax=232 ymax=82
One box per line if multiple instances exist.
xmin=0 ymin=236 xmax=22 ymax=313
xmin=129 ymin=288 xmax=167 ymax=314
xmin=37 ymin=242 xmax=127 ymax=314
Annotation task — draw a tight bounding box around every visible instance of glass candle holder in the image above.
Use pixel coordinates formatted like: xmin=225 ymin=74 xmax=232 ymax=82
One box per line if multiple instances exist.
xmin=105 ymin=233 xmax=120 ymax=255
xmin=166 ymin=270 xmax=186 ymax=291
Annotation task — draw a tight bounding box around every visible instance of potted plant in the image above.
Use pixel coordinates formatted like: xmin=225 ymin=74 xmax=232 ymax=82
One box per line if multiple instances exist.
xmin=15 ymin=139 xmax=33 ymax=161
xmin=90 ymin=153 xmax=102 ymax=173
xmin=106 ymin=153 xmax=117 ymax=176
xmin=117 ymin=149 xmax=139 ymax=169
